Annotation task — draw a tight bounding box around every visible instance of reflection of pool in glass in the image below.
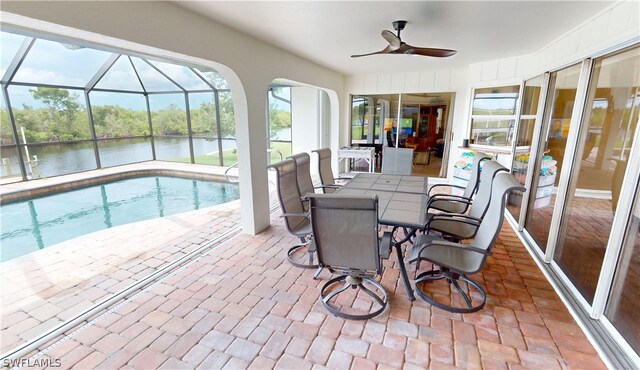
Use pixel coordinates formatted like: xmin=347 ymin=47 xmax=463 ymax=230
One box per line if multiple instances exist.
xmin=0 ymin=176 xmax=240 ymax=262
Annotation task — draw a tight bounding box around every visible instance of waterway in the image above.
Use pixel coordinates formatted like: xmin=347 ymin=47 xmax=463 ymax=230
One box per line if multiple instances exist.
xmin=1 ymin=137 xmax=237 ymax=179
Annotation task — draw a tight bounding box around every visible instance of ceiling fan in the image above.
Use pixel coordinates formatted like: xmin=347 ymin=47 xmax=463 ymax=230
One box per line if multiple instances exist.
xmin=351 ymin=20 xmax=457 ymax=58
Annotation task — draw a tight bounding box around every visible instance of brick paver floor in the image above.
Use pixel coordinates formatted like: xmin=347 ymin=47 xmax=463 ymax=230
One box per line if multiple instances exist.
xmin=12 ymin=211 xmax=606 ymax=369
xmin=0 ymin=199 xmax=242 ymax=354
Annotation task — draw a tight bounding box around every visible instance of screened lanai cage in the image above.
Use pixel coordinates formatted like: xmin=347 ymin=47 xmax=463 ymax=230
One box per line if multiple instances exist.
xmin=0 ymin=30 xmax=245 ymax=183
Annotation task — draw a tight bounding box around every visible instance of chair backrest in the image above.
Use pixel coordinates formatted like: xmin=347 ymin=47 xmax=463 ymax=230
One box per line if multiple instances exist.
xmin=382 ymin=147 xmax=413 ymax=175
xmin=268 ymin=159 xmax=309 ymax=237
xmin=312 ymin=148 xmax=336 ymax=193
xmin=468 ymin=160 xmax=508 ymax=219
xmin=307 ymin=194 xmax=381 ymax=276
xmin=469 ymin=172 xmax=526 ymax=269
xmin=288 ymin=152 xmax=315 ymax=197
xmin=463 ymin=152 xmax=491 ymax=199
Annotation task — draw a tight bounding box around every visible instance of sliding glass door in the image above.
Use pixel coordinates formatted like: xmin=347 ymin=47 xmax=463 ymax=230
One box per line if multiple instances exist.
xmin=605 ymin=180 xmax=640 ymax=354
xmin=516 ymin=44 xmax=640 ymax=361
xmin=523 ymin=63 xmax=582 ymax=252
xmin=553 ymin=47 xmax=640 ymax=304
xmin=508 ymin=76 xmax=544 ymax=222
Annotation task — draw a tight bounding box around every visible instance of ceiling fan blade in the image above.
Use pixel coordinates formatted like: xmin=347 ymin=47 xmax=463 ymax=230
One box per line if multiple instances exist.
xmin=381 ymin=30 xmax=401 ymax=50
xmin=351 ymin=45 xmax=394 ymax=58
xmin=402 ymin=44 xmax=457 ymax=57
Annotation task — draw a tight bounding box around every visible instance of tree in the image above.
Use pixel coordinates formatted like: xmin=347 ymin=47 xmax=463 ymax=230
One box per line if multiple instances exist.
xmin=268 ymin=87 xmax=291 ymax=133
xmin=16 ymin=87 xmax=88 ymax=142
xmin=31 ymin=87 xmax=81 ymax=113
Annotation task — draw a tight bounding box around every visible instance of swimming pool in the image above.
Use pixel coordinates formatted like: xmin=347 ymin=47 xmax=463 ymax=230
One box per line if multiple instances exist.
xmin=0 ymin=176 xmax=239 ymax=262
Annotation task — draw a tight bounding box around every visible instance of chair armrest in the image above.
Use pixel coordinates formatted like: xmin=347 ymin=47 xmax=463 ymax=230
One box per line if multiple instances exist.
xmin=428 ymin=194 xmax=470 ymax=202
xmin=426 ymin=195 xmax=472 ymax=210
xmin=424 ymin=213 xmax=481 ymax=231
xmin=409 ymin=239 xmax=491 ymax=264
xmin=315 ymin=184 xmax=342 ymax=190
xmin=379 ymin=231 xmax=393 ymax=259
xmin=430 ymin=213 xmax=481 ymax=223
xmin=428 ymin=183 xmax=465 ymax=196
xmin=427 ymin=194 xmax=471 ymax=207
xmin=280 ymin=212 xmax=309 ymax=218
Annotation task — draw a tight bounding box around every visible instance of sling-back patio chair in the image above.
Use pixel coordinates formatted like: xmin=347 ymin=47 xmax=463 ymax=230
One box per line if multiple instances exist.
xmin=268 ymin=159 xmax=321 ymax=278
xmin=312 ymin=148 xmax=351 ymax=194
xmin=409 ymin=172 xmax=525 ymax=313
xmin=307 ymin=193 xmax=392 ymax=320
xmin=424 ymin=161 xmax=508 ymax=241
xmin=427 ymin=152 xmax=490 ymax=214
xmin=288 ymin=152 xmax=336 ymax=208
xmin=381 ymin=147 xmax=414 ymax=175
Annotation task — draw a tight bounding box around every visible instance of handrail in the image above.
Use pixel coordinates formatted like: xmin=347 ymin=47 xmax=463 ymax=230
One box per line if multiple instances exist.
xmin=224 ymin=162 xmax=239 ymax=183
xmin=267 ymin=148 xmax=284 ymax=163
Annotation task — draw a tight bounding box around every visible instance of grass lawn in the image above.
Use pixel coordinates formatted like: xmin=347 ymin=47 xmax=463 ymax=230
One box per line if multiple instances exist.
xmin=171 ymin=141 xmax=292 ymax=166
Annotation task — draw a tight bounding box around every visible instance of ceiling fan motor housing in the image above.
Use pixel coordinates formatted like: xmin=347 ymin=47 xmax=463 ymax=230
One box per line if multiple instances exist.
xmin=392 ymin=20 xmax=407 ymax=31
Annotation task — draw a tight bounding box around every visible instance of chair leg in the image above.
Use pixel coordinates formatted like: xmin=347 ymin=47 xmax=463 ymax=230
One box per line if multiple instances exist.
xmin=414 ymin=269 xmax=486 ymax=313
xmin=286 ymin=242 xmax=319 ymax=270
xmin=320 ymin=275 xmax=388 ymax=320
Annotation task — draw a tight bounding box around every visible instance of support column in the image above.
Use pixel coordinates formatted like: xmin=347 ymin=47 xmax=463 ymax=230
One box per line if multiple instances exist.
xmin=231 ymin=78 xmax=271 ymax=234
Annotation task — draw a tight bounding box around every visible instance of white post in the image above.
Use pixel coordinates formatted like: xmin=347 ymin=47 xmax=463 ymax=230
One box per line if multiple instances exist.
xmin=20 ymin=126 xmax=34 ymax=178
xmin=2 ymin=158 xmax=11 ymax=176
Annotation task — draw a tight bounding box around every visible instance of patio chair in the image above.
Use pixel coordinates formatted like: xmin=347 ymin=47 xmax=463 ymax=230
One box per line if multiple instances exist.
xmin=312 ymin=148 xmax=350 ymax=194
xmin=381 ymin=147 xmax=414 ymax=175
xmin=307 ymin=193 xmax=392 ymax=320
xmin=288 ymin=152 xmax=336 ymax=208
xmin=409 ymin=172 xmax=525 ymax=313
xmin=425 ymin=161 xmax=508 ymax=241
xmin=427 ymin=152 xmax=490 ymax=214
xmin=268 ymin=159 xmax=321 ymax=277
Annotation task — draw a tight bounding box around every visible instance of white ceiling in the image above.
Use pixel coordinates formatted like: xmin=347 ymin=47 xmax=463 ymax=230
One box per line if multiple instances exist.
xmin=176 ymin=1 xmax=614 ymax=75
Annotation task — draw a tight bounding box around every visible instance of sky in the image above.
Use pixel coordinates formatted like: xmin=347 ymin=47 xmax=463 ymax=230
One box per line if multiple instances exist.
xmin=1 ymin=31 xmax=234 ymax=111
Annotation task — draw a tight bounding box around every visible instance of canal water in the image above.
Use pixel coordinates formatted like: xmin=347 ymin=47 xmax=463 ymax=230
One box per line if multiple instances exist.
xmin=1 ymin=137 xmax=237 ymax=179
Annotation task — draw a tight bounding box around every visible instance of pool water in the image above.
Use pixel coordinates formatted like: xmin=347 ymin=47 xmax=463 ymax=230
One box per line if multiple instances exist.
xmin=0 ymin=176 xmax=239 ymax=262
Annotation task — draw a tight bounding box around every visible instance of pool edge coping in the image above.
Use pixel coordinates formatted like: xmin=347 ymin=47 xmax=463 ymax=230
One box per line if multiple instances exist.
xmin=0 ymin=164 xmax=238 ymax=203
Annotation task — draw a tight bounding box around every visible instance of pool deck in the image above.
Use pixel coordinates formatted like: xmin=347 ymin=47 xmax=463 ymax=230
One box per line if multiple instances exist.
xmin=0 ymin=163 xmax=606 ymax=369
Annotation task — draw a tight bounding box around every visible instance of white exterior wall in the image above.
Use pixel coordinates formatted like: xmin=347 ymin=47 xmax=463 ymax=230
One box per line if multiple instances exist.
xmin=469 ymin=1 xmax=639 ymax=84
xmin=0 ymin=1 xmax=344 ymax=235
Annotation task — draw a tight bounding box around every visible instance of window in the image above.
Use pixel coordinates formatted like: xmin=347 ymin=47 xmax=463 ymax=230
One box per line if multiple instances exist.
xmin=469 ymin=85 xmax=519 ymax=147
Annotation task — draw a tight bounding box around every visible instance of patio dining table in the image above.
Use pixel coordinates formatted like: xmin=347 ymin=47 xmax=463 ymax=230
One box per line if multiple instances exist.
xmin=336 ymin=173 xmax=430 ymax=301
xmin=341 ymin=173 xmax=429 ymax=194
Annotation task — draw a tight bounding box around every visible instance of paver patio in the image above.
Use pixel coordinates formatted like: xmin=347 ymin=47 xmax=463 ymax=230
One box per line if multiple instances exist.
xmin=6 ymin=210 xmax=605 ymax=369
